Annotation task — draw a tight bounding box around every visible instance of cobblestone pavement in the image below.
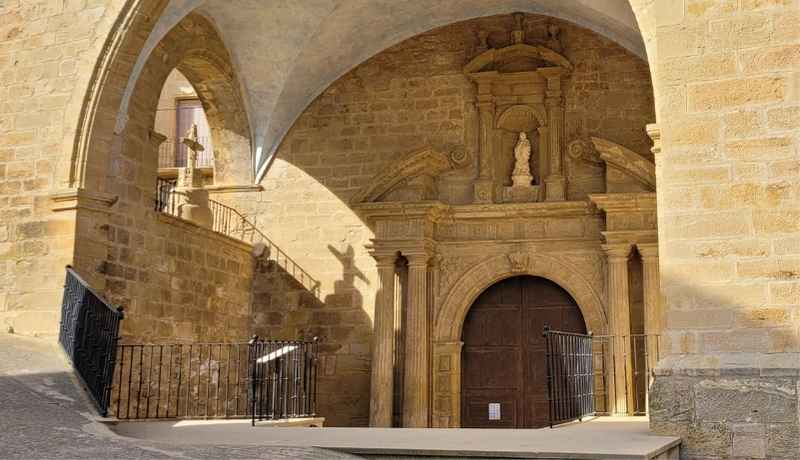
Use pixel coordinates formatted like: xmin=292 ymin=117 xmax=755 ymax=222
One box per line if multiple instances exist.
xmin=0 ymin=334 xmax=361 ymax=460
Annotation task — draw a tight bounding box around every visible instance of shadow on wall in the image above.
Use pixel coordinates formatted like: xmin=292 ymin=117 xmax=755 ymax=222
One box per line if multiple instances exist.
xmin=251 ymin=244 xmax=373 ymax=426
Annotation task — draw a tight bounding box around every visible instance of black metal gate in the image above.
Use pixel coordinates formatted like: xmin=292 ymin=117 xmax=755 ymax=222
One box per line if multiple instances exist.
xmin=59 ymin=266 xmax=124 ymax=416
xmin=543 ymin=326 xmax=595 ymax=427
xmin=249 ymin=337 xmax=318 ymax=425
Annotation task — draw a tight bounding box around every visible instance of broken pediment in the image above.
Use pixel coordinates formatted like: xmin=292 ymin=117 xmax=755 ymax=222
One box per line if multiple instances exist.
xmin=350 ymin=147 xmax=469 ymax=204
xmin=568 ymin=137 xmax=655 ymax=193
xmin=591 ymin=137 xmax=655 ymax=192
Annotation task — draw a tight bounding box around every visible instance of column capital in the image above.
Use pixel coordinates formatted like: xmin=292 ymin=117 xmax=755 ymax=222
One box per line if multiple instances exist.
xmin=370 ymin=251 xmax=397 ymax=268
xmin=602 ymin=243 xmax=632 ymax=261
xmin=476 ymin=99 xmax=495 ymax=112
xmin=405 ymin=251 xmax=431 ymax=267
xmin=637 ymin=243 xmax=659 ymax=260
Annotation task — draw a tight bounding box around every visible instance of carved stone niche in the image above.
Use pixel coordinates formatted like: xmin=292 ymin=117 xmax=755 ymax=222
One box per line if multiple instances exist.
xmin=465 ymin=16 xmax=572 ymax=204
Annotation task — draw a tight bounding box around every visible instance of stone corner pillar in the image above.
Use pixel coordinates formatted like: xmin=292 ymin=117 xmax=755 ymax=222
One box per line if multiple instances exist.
xmin=637 ymin=243 xmax=661 ymax=376
xmin=602 ymin=242 xmax=634 ymax=415
xmin=369 ymin=251 xmax=397 ymax=427
xmin=403 ymin=250 xmax=431 ymax=427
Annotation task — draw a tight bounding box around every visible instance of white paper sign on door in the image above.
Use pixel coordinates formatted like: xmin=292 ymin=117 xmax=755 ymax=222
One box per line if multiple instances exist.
xmin=488 ymin=403 xmax=501 ymax=420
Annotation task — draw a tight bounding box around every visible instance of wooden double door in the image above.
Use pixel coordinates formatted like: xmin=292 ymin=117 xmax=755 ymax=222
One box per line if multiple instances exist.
xmin=461 ymin=276 xmax=586 ymax=428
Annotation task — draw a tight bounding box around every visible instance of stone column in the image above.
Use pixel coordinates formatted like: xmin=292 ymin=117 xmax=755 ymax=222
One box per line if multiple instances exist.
xmin=543 ymin=74 xmax=566 ymax=201
xmin=369 ymin=253 xmax=397 ymax=427
xmin=473 ymin=98 xmax=495 ymax=203
xmin=638 ymin=243 xmax=661 ymax=377
xmin=403 ymin=252 xmax=430 ymax=427
xmin=602 ymin=243 xmax=634 ymax=415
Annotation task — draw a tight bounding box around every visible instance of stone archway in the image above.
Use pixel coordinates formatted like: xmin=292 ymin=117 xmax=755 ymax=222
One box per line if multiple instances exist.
xmin=430 ymin=253 xmax=606 ymax=428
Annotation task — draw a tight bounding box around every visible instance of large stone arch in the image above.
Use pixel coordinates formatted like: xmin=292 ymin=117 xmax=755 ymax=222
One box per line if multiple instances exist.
xmin=112 ymin=12 xmax=251 ymax=190
xmin=434 ymin=253 xmax=607 ymax=343
xmin=65 ymin=2 xmax=251 ymax=192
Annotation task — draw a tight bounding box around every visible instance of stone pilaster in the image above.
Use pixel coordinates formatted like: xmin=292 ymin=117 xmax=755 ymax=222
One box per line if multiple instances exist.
xmin=403 ymin=251 xmax=430 ymax=427
xmin=602 ymin=243 xmax=634 ymax=415
xmin=473 ymin=99 xmax=495 ymax=203
xmin=637 ymin=243 xmax=661 ymax=375
xmin=369 ymin=253 xmax=397 ymax=427
xmin=543 ymin=73 xmax=566 ymax=201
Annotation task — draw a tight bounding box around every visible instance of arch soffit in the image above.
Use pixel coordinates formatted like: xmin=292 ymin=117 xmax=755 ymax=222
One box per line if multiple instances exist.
xmin=434 ymin=253 xmax=607 ymax=342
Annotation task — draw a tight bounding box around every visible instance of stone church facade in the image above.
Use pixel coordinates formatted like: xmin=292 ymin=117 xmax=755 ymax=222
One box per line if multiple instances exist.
xmin=1 ymin=1 xmax=799 ymax=458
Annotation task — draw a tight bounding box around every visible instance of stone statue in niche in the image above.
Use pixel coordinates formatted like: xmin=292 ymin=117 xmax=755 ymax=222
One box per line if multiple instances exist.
xmin=512 ymin=132 xmax=533 ymax=186
xmin=502 ymin=131 xmax=541 ymax=203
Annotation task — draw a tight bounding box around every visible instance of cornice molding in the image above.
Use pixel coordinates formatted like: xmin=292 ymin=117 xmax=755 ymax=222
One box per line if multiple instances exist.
xmin=589 ymin=192 xmax=656 ymax=214
xmin=205 ymin=184 xmax=264 ymax=194
xmin=50 ymin=188 xmax=118 ymax=213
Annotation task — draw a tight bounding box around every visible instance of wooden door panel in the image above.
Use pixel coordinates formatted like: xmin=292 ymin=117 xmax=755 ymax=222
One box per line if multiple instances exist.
xmin=462 ymin=390 xmax=518 ymax=428
xmin=462 ymin=276 xmax=586 ymax=429
xmin=462 ymin=308 xmax=520 ymax=347
xmin=462 ymin=348 xmax=521 ymax=389
xmin=523 ymin=306 xmax=562 ymax=348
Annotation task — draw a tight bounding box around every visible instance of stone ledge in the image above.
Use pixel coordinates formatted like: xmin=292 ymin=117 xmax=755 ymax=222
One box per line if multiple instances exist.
xmin=155 ymin=212 xmax=254 ymax=253
xmin=205 ymin=184 xmax=264 ymax=194
xmin=50 ymin=188 xmax=118 ymax=213
xmin=655 ymin=353 xmax=800 ymax=377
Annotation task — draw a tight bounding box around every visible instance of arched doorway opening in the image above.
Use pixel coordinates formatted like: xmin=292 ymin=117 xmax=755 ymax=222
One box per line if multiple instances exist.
xmin=461 ymin=275 xmax=585 ymax=428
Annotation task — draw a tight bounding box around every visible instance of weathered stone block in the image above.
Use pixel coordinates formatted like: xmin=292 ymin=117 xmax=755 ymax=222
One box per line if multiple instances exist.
xmin=694 ymin=378 xmax=797 ymax=423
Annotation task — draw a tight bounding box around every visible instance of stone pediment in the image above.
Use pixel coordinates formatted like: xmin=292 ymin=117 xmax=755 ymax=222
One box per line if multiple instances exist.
xmin=350 ymin=147 xmax=468 ymax=204
xmin=464 ymin=43 xmax=572 ymax=74
xmin=591 ymin=137 xmax=655 ymax=191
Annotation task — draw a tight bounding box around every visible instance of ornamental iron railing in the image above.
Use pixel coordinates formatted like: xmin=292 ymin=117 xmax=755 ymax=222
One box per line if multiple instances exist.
xmin=543 ymin=328 xmax=660 ymax=427
xmin=249 ymin=337 xmax=319 ymax=425
xmin=59 ymin=266 xmax=124 ymax=417
xmin=109 ymin=338 xmax=318 ymax=421
xmin=158 ymin=137 xmax=214 ymax=169
xmin=543 ymin=327 xmax=595 ymax=427
xmin=154 ymin=177 xmax=320 ymax=296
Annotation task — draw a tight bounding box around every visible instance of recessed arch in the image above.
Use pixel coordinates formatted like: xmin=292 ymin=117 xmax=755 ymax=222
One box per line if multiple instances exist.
xmin=434 ymin=253 xmax=607 ymax=343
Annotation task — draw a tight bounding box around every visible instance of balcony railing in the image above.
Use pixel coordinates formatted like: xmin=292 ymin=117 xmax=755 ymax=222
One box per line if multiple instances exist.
xmin=158 ymin=137 xmax=214 ymax=169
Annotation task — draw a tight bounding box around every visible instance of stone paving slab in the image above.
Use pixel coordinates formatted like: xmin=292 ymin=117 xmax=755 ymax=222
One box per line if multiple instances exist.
xmin=112 ymin=417 xmax=680 ymax=459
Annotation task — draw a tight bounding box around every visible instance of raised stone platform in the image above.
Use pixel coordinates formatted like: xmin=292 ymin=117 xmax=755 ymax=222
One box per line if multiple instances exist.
xmin=111 ymin=417 xmax=680 ymax=459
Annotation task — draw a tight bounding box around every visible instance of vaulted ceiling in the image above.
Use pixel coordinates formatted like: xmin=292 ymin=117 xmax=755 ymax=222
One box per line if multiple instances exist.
xmin=123 ymin=0 xmax=645 ymax=181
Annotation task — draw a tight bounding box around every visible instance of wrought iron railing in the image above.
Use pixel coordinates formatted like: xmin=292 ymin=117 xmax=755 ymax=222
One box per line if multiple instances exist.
xmin=543 ymin=329 xmax=661 ymax=426
xmin=109 ymin=337 xmax=318 ymax=421
xmin=59 ymin=266 xmax=124 ymax=416
xmin=543 ymin=327 xmax=595 ymax=427
xmin=153 ymin=179 xmax=320 ymax=296
xmin=111 ymin=342 xmax=252 ymax=419
xmin=158 ymin=137 xmax=214 ymax=169
xmin=155 ymin=177 xmax=178 ymax=214
xmin=249 ymin=336 xmax=319 ymax=425
xmin=592 ymin=334 xmax=660 ymax=416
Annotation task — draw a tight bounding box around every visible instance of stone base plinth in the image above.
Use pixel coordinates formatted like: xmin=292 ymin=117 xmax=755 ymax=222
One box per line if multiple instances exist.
xmin=502 ymin=184 xmax=542 ymax=203
xmin=650 ymin=361 xmax=800 ymax=459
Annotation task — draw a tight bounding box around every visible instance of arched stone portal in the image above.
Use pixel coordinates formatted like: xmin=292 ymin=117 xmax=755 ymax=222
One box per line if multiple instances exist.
xmin=429 ymin=253 xmax=606 ymax=428
xmin=461 ymin=275 xmax=586 ymax=428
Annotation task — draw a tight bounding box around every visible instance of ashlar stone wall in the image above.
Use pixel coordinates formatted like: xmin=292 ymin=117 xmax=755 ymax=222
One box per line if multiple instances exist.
xmin=650 ymin=1 xmax=800 ymax=458
xmin=0 ymin=0 xmax=129 ymax=334
xmin=217 ymin=13 xmax=655 ymax=427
